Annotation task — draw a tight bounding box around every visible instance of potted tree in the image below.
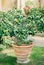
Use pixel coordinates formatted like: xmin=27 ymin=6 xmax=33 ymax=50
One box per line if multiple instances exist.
xmin=0 ymin=7 xmax=44 ymax=63
xmin=11 ymin=14 xmax=34 ymax=63
xmin=0 ymin=8 xmax=34 ymax=63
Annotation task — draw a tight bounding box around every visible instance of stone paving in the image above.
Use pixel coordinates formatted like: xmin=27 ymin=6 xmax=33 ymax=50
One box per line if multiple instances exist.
xmin=28 ymin=35 xmax=44 ymax=47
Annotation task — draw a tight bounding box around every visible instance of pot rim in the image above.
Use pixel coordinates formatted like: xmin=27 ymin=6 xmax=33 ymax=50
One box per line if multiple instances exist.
xmin=12 ymin=43 xmax=34 ymax=48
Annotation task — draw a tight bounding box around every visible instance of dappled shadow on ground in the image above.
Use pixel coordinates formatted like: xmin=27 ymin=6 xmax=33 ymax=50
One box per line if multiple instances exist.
xmin=0 ymin=53 xmax=32 ymax=65
xmin=0 ymin=53 xmax=30 ymax=65
xmin=0 ymin=53 xmax=17 ymax=65
xmin=0 ymin=53 xmax=33 ymax=65
xmin=0 ymin=46 xmax=44 ymax=65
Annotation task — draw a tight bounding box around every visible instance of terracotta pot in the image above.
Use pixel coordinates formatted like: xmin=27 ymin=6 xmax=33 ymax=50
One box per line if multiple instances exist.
xmin=12 ymin=43 xmax=34 ymax=63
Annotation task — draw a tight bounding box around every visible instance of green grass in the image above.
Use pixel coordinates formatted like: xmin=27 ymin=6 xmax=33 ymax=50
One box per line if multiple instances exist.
xmin=0 ymin=45 xmax=44 ymax=65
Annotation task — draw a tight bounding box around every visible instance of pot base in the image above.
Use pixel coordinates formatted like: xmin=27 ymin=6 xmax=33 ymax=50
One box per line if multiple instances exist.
xmin=17 ymin=58 xmax=30 ymax=64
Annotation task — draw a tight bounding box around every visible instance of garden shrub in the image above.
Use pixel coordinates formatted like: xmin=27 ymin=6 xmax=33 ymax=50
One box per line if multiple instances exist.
xmin=0 ymin=7 xmax=44 ymax=45
xmin=26 ymin=8 xmax=44 ymax=34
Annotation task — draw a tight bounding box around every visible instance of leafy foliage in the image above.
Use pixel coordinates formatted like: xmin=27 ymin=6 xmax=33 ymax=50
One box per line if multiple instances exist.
xmin=13 ymin=17 xmax=31 ymax=45
xmin=2 ymin=36 xmax=12 ymax=46
xmin=0 ymin=7 xmax=32 ymax=45
xmin=0 ymin=11 xmax=10 ymax=37
xmin=0 ymin=7 xmax=44 ymax=45
xmin=26 ymin=8 xmax=44 ymax=34
xmin=0 ymin=7 xmax=23 ymax=37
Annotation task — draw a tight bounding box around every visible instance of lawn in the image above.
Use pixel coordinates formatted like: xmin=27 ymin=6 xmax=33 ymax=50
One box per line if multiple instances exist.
xmin=0 ymin=45 xmax=44 ymax=65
